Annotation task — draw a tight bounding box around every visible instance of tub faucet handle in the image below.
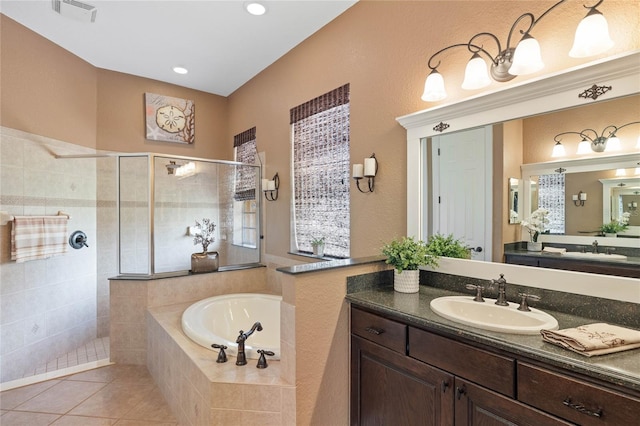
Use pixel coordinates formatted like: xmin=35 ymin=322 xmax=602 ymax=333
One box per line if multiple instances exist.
xmin=211 ymin=343 xmax=228 ymax=363
xmin=256 ymin=349 xmax=275 ymax=369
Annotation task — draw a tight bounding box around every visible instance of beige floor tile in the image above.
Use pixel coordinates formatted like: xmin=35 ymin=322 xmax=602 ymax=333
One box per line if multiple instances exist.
xmin=15 ymin=380 xmax=106 ymax=414
xmin=113 ymin=420 xmax=178 ymax=426
xmin=0 ymin=379 xmax=62 ymax=410
xmin=121 ymin=386 xmax=176 ymax=423
xmin=64 ymin=365 xmax=122 ymax=383
xmin=50 ymin=414 xmax=118 ymax=425
xmin=69 ymin=383 xmax=154 ymax=419
xmin=0 ymin=410 xmax=61 ymax=425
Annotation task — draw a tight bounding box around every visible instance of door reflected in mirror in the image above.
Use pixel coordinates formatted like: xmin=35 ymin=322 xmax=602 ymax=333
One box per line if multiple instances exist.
xmin=508 ymin=177 xmax=520 ymax=224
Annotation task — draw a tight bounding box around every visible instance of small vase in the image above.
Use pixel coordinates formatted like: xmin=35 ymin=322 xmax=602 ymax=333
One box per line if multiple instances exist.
xmin=604 ymin=233 xmax=617 ymax=238
xmin=527 ymin=241 xmax=542 ymax=252
xmin=394 ymin=269 xmax=420 ymax=293
xmin=191 ymin=251 xmax=219 ymax=273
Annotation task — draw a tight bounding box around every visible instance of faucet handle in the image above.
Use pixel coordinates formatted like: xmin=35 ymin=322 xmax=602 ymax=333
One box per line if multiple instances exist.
xmin=465 ymin=284 xmax=485 ymax=302
xmin=211 ymin=343 xmax=228 ymax=363
xmin=605 ymin=247 xmax=616 ymax=255
xmin=517 ymin=293 xmax=541 ymax=312
xmin=256 ymin=349 xmax=275 ymax=369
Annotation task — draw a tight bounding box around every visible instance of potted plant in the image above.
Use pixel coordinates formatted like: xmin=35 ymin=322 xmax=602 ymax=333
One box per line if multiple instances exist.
xmin=311 ymin=237 xmax=325 ymax=257
xmin=521 ymin=208 xmax=549 ymax=251
xmin=381 ymin=236 xmax=438 ymax=293
xmin=600 ymin=212 xmax=630 ymax=237
xmin=191 ymin=218 xmax=219 ymax=273
xmin=425 ymin=233 xmax=471 ymax=259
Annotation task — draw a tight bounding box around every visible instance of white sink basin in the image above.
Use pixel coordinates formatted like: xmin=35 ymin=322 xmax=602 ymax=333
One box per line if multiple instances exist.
xmin=430 ymin=296 xmax=558 ymax=335
xmin=562 ymin=252 xmax=627 ymax=261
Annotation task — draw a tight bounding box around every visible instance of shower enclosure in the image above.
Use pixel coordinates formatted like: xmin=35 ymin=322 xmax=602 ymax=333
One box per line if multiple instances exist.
xmin=117 ymin=153 xmax=261 ymax=277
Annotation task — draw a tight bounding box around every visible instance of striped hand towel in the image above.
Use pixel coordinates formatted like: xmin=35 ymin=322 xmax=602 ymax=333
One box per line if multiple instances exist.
xmin=541 ymin=323 xmax=640 ymax=357
xmin=10 ymin=216 xmax=69 ymax=263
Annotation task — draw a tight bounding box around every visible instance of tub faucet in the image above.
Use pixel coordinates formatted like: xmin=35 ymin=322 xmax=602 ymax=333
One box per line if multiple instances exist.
xmin=491 ymin=274 xmax=509 ymax=306
xmin=236 ymin=322 xmax=263 ymax=366
xmin=592 ymin=240 xmax=599 ymax=254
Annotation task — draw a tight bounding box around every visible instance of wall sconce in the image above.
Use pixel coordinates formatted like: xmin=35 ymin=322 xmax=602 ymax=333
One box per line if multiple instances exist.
xmin=554 ymin=121 xmax=640 ymax=155
xmin=421 ymin=0 xmax=614 ymax=102
xmin=262 ymin=173 xmax=279 ymax=201
xmin=352 ymin=153 xmax=378 ymax=193
xmin=628 ymin=201 xmax=638 ymax=211
xmin=572 ymin=191 xmax=587 ymax=207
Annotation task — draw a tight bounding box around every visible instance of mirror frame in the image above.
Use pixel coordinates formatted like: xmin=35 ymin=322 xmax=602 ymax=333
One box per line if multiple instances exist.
xmin=397 ymin=50 xmax=640 ymax=240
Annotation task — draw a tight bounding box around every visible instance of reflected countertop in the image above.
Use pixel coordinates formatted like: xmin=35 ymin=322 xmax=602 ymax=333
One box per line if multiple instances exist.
xmin=346 ymin=285 xmax=640 ymax=392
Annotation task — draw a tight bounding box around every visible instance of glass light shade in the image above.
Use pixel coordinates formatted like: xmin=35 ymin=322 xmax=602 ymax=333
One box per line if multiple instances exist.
xmin=635 ymin=167 xmax=640 ymax=176
xmin=615 ymin=168 xmax=626 ymax=177
xmin=421 ymin=69 xmax=447 ymax=102
xmin=461 ymin=53 xmax=491 ymax=90
xmin=576 ymin=139 xmax=592 ymax=155
xmin=605 ymin=136 xmax=621 ymax=152
xmin=636 ymin=135 xmax=640 ymax=149
xmin=551 ymin=141 xmax=566 ymax=158
xmin=569 ymin=9 xmax=614 ymax=58
xmin=509 ymin=34 xmax=544 ymax=76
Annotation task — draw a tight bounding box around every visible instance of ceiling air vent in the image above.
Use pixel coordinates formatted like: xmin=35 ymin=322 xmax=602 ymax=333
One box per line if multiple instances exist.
xmin=51 ymin=0 xmax=97 ymax=23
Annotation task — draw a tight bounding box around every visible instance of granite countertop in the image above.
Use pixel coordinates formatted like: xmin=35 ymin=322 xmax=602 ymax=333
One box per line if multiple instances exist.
xmin=346 ymin=285 xmax=640 ymax=392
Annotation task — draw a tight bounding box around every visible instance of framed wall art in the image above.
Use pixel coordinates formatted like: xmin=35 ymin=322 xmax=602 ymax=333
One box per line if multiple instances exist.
xmin=145 ymin=93 xmax=195 ymax=144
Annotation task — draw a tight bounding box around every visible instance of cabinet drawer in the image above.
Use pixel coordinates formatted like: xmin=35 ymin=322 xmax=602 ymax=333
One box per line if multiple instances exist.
xmin=409 ymin=327 xmax=515 ymax=397
xmin=351 ymin=308 xmax=406 ymax=354
xmin=518 ymin=362 xmax=640 ymax=426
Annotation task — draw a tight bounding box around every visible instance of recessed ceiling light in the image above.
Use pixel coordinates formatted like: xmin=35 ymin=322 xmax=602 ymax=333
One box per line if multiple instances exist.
xmin=245 ymin=2 xmax=267 ymax=16
xmin=173 ymin=66 xmax=188 ymax=75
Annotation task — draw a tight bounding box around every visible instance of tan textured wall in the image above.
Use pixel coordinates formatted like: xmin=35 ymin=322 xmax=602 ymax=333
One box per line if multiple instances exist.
xmin=565 ymin=169 xmax=617 ymax=234
xmin=227 ymin=0 xmax=640 ymax=260
xmin=0 ymin=15 xmax=97 ymax=148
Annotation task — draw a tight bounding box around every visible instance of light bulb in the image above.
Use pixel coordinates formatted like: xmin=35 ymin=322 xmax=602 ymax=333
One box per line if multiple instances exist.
xmin=551 ymin=141 xmax=566 ymax=158
xmin=421 ymin=69 xmax=447 ymax=102
xmin=615 ymin=168 xmax=626 ymax=177
xmin=569 ymin=8 xmax=614 ymax=58
xmin=461 ymin=53 xmax=491 ymax=90
xmin=509 ymin=34 xmax=544 ymax=76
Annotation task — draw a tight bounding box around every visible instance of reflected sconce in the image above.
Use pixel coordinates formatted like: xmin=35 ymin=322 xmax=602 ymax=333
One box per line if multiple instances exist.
xmin=262 ymin=173 xmax=279 ymax=201
xmin=421 ymin=0 xmax=614 ymax=102
xmin=572 ymin=191 xmax=587 ymax=207
xmin=554 ymin=121 xmax=640 ymax=155
xmin=352 ymin=153 xmax=378 ymax=193
xmin=628 ymin=201 xmax=638 ymax=211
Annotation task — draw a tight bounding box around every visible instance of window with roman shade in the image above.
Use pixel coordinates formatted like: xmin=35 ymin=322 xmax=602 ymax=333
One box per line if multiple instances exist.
xmin=234 ymin=127 xmax=257 ymax=248
xmin=290 ymin=84 xmax=350 ymax=258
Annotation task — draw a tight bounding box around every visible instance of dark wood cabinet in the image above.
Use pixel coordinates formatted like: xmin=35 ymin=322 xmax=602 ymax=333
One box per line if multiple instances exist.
xmin=351 ymin=306 xmax=639 ymax=426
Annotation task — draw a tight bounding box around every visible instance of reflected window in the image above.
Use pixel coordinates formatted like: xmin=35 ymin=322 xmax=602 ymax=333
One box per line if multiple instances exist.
xmin=538 ymin=173 xmax=565 ymax=234
xmin=234 ymin=127 xmax=258 ymax=249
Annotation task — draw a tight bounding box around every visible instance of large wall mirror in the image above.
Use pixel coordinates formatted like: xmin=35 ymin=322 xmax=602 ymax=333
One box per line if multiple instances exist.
xmin=398 ymin=51 xmax=640 ymax=278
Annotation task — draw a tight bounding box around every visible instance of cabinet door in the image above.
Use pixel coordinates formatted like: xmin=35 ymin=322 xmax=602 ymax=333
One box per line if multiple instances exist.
xmin=454 ymin=378 xmax=572 ymax=426
xmin=351 ymin=335 xmax=454 ymax=426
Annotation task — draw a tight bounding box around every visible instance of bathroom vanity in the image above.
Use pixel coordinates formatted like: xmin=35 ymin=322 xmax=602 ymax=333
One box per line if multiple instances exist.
xmin=347 ymin=286 xmax=640 ymax=426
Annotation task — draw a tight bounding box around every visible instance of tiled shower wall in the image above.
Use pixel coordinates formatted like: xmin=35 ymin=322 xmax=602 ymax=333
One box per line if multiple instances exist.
xmin=0 ymin=127 xmax=109 ymax=383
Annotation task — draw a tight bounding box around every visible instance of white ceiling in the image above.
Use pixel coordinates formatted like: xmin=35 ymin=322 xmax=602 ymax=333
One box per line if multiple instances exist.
xmin=0 ymin=0 xmax=357 ymax=96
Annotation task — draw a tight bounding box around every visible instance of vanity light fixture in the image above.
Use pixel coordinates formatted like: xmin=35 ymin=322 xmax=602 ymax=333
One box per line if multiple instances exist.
xmin=572 ymin=191 xmax=587 ymax=207
xmin=615 ymin=168 xmax=627 ymax=177
xmin=421 ymin=0 xmax=614 ymax=102
xmin=551 ymin=141 xmax=566 ymax=158
xmin=352 ymin=153 xmax=378 ymax=193
xmin=262 ymin=173 xmax=279 ymax=201
xmin=554 ymin=121 xmax=640 ymax=155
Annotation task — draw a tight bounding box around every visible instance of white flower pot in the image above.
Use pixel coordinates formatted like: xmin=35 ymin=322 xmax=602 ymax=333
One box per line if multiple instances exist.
xmin=394 ymin=269 xmax=420 ymax=293
xmin=312 ymin=243 xmax=325 ymax=257
xmin=604 ymin=233 xmax=617 ymax=238
xmin=527 ymin=241 xmax=542 ymax=252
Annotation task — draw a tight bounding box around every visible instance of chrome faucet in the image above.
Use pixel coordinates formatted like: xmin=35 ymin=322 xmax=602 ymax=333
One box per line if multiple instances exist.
xmin=592 ymin=240 xmax=599 ymax=254
xmin=236 ymin=322 xmax=263 ymax=366
xmin=491 ymin=274 xmax=509 ymax=306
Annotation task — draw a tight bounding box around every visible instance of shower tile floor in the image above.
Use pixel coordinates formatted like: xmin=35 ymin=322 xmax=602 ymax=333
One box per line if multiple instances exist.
xmin=30 ymin=337 xmax=111 ymax=377
xmin=0 ymin=364 xmax=177 ymax=425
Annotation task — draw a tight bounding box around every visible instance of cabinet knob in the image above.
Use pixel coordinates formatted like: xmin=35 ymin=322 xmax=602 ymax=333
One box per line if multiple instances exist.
xmin=441 ymin=380 xmax=449 ymax=393
xmin=456 ymin=385 xmax=467 ymax=400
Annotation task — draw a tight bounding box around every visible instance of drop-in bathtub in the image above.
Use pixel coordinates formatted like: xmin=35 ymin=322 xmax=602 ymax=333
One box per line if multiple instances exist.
xmin=181 ymin=293 xmax=281 ymax=360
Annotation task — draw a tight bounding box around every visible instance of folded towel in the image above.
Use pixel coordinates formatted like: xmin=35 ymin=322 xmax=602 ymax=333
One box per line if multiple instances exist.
xmin=543 ymin=247 xmax=566 ymax=254
xmin=11 ymin=216 xmax=69 ymax=263
xmin=541 ymin=323 xmax=640 ymax=357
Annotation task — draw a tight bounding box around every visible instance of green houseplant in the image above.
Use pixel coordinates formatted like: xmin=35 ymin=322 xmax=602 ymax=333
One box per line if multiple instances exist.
xmin=600 ymin=212 xmax=631 ymax=236
xmin=311 ymin=236 xmax=325 ymax=257
xmin=382 ymin=236 xmax=438 ymax=293
xmin=425 ymin=233 xmax=471 ymax=259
